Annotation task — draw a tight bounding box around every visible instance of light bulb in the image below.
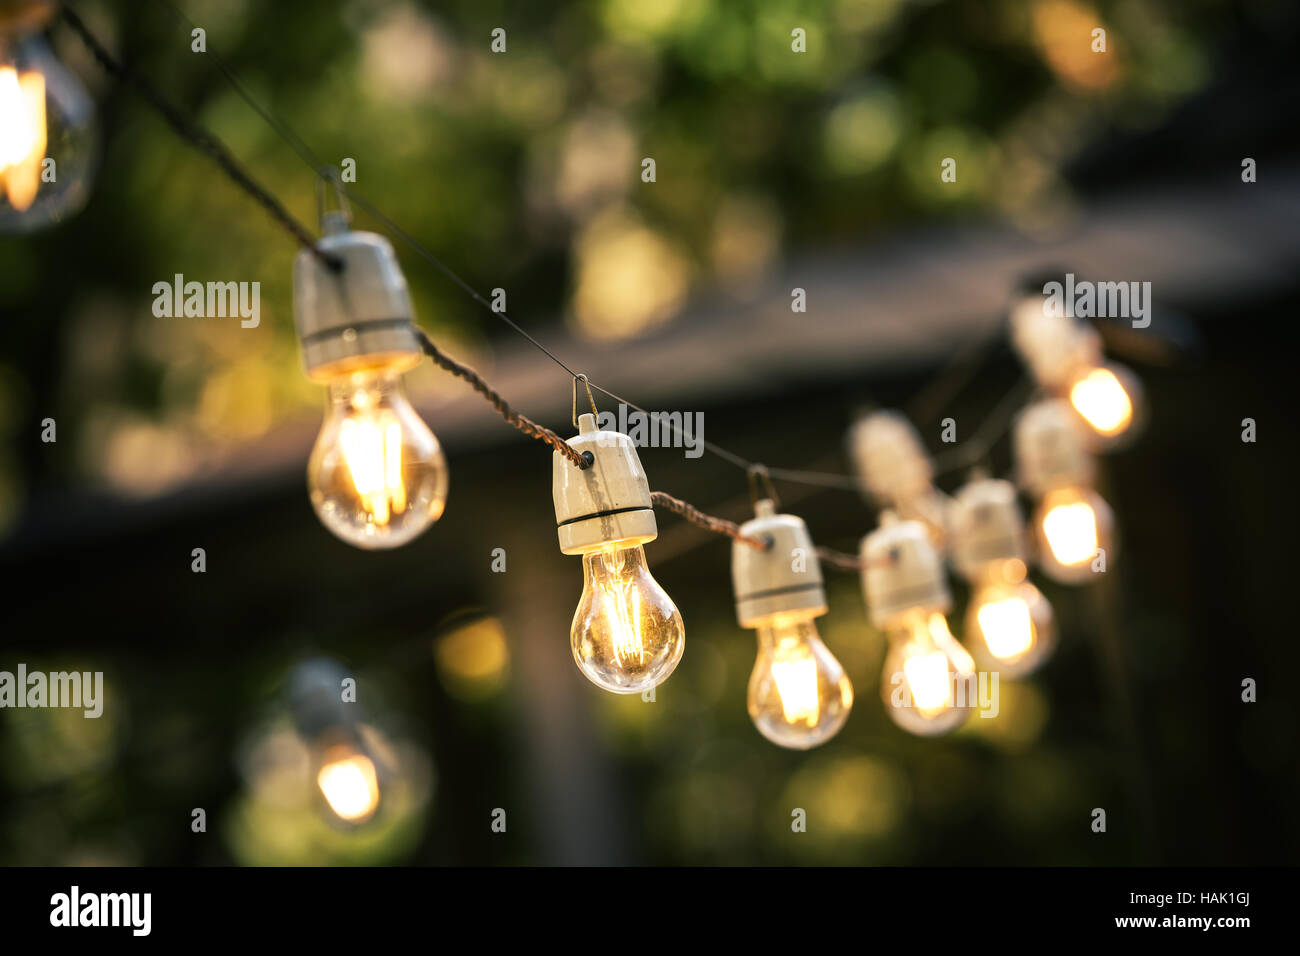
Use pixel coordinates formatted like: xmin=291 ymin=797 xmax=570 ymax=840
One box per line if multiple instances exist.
xmin=316 ymin=744 xmax=381 ymax=823
xmin=880 ymin=609 xmax=976 ymax=736
xmin=747 ymin=615 xmax=852 ymax=749
xmin=965 ymin=559 xmax=1055 ymax=677
xmin=571 ymin=543 xmax=684 ymax=694
xmin=1068 ymin=362 xmax=1143 ymax=446
xmin=308 ymin=366 xmax=448 ymax=549
xmin=1034 ymin=486 xmax=1113 ymax=584
xmin=0 ymin=28 xmax=96 ymax=232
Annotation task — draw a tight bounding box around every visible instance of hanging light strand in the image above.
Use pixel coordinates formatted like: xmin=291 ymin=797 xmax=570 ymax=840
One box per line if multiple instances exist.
xmin=63 ymin=6 xmax=1035 ymax=562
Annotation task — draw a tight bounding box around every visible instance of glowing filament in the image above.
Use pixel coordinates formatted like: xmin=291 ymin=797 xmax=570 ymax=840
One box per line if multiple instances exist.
xmin=1070 ymin=367 xmax=1133 ymax=436
xmin=317 ymin=752 xmax=380 ymax=822
xmin=977 ymin=597 xmax=1034 ymax=660
xmin=340 ymin=411 xmax=406 ymax=525
xmin=1042 ymin=501 xmax=1098 ymax=567
xmin=770 ymin=642 xmax=821 ymax=725
xmin=0 ymin=66 xmax=46 ymax=212
xmin=599 ymin=551 xmax=646 ymax=667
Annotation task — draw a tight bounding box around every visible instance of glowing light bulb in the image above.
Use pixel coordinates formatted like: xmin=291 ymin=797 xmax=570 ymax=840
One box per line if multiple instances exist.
xmin=571 ymin=543 xmax=683 ymax=694
xmin=308 ymin=366 xmax=447 ymax=548
xmin=316 ymin=745 xmax=381 ymax=823
xmin=0 ymin=29 xmax=96 ymax=232
xmin=1069 ymin=363 xmax=1142 ymax=445
xmin=880 ymin=610 xmax=976 ymax=736
xmin=748 ymin=615 xmax=853 ymax=749
xmin=1034 ymin=486 xmax=1113 ymax=583
xmin=966 ymin=560 xmax=1055 ymax=677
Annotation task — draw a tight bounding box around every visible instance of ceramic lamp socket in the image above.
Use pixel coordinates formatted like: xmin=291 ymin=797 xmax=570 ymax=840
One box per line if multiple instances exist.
xmin=293 ymin=227 xmax=422 ymax=382
xmin=1014 ymin=398 xmax=1095 ymax=496
xmin=731 ymin=500 xmax=827 ymax=628
xmin=847 ymin=410 xmax=934 ymax=504
xmin=948 ymin=477 xmax=1027 ymax=581
xmin=552 ymin=414 xmax=657 ymax=554
xmin=860 ymin=514 xmax=951 ymax=628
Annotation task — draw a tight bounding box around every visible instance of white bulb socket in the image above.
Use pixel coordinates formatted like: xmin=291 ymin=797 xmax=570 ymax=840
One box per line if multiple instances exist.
xmin=947 ymin=477 xmax=1027 ymax=581
xmin=731 ymin=500 xmax=827 ymax=628
xmin=847 ymin=410 xmax=934 ymax=505
xmin=293 ymin=226 xmax=422 ymax=382
xmin=860 ymin=514 xmax=951 ymax=628
xmin=552 ymin=414 xmax=657 ymax=555
xmin=1014 ymin=398 xmax=1095 ymax=496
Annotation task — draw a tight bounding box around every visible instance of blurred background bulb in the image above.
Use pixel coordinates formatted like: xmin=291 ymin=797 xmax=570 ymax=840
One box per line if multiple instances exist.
xmin=1034 ymin=486 xmax=1114 ymax=584
xmin=0 ymin=29 xmax=96 ymax=232
xmin=308 ymin=366 xmax=448 ymax=549
xmin=880 ymin=609 xmax=976 ymax=736
xmin=316 ymin=743 xmax=381 ymax=823
xmin=965 ymin=558 xmax=1056 ymax=677
xmin=571 ymin=543 xmax=683 ymax=694
xmin=1068 ymin=362 xmax=1143 ymax=446
xmin=748 ymin=614 xmax=852 ymax=749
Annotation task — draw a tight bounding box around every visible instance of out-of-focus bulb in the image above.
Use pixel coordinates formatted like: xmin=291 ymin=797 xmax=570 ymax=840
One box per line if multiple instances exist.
xmin=748 ymin=614 xmax=852 ymax=749
xmin=948 ymin=478 xmax=1056 ymax=677
xmin=862 ymin=514 xmax=975 ymax=736
xmin=965 ymin=559 xmax=1055 ymax=677
xmin=308 ymin=366 xmax=448 ymax=549
xmin=1034 ymin=486 xmax=1113 ymax=583
xmin=732 ymin=500 xmax=852 ymax=748
xmin=1069 ymin=363 xmax=1141 ymax=445
xmin=880 ymin=609 xmax=975 ymax=736
xmin=571 ymin=543 xmax=683 ymax=694
xmin=0 ymin=24 xmax=96 ymax=231
xmin=317 ymin=745 xmax=381 ymax=823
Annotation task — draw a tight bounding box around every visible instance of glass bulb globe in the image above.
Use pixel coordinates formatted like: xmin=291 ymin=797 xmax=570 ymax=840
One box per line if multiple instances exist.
xmin=308 ymin=367 xmax=448 ymax=549
xmin=316 ymin=744 xmax=381 ymax=824
xmin=747 ymin=615 xmax=853 ymax=749
xmin=0 ymin=32 xmax=96 ymax=232
xmin=571 ymin=543 xmax=683 ymax=694
xmin=1034 ymin=486 xmax=1113 ymax=584
xmin=965 ymin=559 xmax=1056 ymax=678
xmin=880 ymin=609 xmax=976 ymax=736
xmin=1068 ymin=362 xmax=1143 ymax=447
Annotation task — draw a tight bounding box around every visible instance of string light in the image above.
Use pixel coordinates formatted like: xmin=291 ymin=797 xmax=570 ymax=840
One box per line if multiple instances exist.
xmin=49 ymin=8 xmax=1160 ymax=750
xmin=553 ymin=412 xmax=684 ymax=694
xmin=949 ymin=475 xmax=1056 ymax=677
xmin=731 ymin=499 xmax=853 ymax=749
xmin=293 ymin=215 xmax=448 ymax=549
xmin=1014 ymin=398 xmax=1116 ymax=585
xmin=1009 ymin=295 xmax=1145 ymax=448
xmin=0 ymin=1 xmax=96 ymax=231
xmin=861 ymin=514 xmax=977 ymax=736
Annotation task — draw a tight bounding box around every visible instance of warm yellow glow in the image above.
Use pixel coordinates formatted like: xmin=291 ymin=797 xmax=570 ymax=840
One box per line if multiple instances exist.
xmin=770 ymin=640 xmax=821 ymax=725
xmin=1042 ymin=500 xmax=1098 ymax=567
xmin=599 ymin=555 xmax=646 ymax=667
xmin=903 ymin=649 xmax=952 ymax=712
xmin=0 ymin=66 xmax=46 ymax=212
xmin=571 ymin=544 xmax=683 ymax=694
xmin=976 ymin=596 xmax=1035 ymax=660
xmin=317 ymin=751 xmax=380 ymax=822
xmin=339 ymin=410 xmax=406 ymax=526
xmin=1070 ymin=366 xmax=1133 ymax=436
